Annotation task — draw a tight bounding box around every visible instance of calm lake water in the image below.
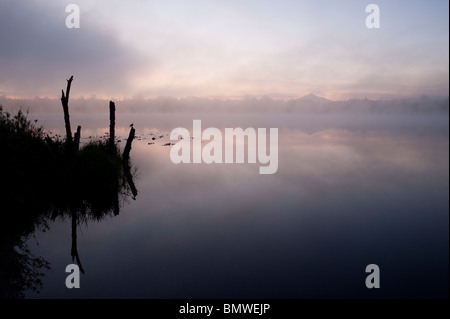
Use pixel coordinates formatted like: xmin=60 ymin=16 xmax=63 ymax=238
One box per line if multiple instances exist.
xmin=24 ymin=112 xmax=449 ymax=298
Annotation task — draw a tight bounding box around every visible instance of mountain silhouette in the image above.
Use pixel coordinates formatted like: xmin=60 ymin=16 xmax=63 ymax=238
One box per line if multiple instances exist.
xmin=297 ymin=94 xmax=331 ymax=105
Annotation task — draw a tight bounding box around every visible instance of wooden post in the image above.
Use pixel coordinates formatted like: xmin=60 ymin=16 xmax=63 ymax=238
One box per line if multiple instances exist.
xmin=109 ymin=101 xmax=116 ymax=155
xmin=74 ymin=125 xmax=81 ymax=152
xmin=122 ymin=127 xmax=135 ymax=163
xmin=61 ymin=76 xmax=74 ymax=149
xmin=122 ymin=126 xmax=138 ymax=200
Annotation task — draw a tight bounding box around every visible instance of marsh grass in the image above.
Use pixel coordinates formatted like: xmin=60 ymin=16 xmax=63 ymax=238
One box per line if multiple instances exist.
xmin=0 ymin=105 xmax=137 ymax=298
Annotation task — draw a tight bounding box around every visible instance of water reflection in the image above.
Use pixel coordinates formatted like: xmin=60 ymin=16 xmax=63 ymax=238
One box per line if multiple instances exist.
xmin=3 ymin=111 xmax=448 ymax=299
xmin=0 ymin=152 xmax=137 ymax=298
xmin=0 ymin=108 xmax=137 ymax=298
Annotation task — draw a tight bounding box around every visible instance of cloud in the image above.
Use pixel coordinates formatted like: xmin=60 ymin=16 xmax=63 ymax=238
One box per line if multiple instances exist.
xmin=0 ymin=0 xmax=448 ymax=99
xmin=0 ymin=0 xmax=147 ymax=98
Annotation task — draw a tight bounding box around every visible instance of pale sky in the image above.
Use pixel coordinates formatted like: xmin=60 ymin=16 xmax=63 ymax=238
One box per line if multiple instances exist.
xmin=0 ymin=0 xmax=448 ymax=100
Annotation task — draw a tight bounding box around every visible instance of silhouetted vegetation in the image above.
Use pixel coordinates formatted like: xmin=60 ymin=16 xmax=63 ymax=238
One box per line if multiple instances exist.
xmin=0 ymin=77 xmax=138 ymax=298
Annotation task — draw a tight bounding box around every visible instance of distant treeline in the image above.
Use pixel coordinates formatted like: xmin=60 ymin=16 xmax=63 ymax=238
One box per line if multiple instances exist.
xmin=0 ymin=94 xmax=448 ymax=114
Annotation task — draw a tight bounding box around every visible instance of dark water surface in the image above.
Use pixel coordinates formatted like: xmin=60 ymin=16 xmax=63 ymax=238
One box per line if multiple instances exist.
xmin=24 ymin=112 xmax=449 ymax=298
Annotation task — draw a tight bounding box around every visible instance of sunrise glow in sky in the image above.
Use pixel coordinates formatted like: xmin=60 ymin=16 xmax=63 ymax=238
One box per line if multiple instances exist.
xmin=0 ymin=0 xmax=448 ymax=100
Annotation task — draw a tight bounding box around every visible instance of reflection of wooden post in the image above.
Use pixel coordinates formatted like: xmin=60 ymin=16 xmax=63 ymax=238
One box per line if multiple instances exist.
xmin=71 ymin=211 xmax=85 ymax=274
xmin=124 ymin=167 xmax=138 ymax=200
xmin=109 ymin=101 xmax=116 ymax=155
xmin=123 ymin=127 xmax=135 ymax=163
xmin=61 ymin=76 xmax=74 ymax=149
xmin=74 ymin=125 xmax=81 ymax=152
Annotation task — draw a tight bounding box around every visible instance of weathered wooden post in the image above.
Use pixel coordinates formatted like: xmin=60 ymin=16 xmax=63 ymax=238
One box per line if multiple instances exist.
xmin=61 ymin=76 xmax=74 ymax=149
xmin=109 ymin=101 xmax=116 ymax=155
xmin=74 ymin=125 xmax=81 ymax=152
xmin=122 ymin=125 xmax=138 ymax=200
xmin=122 ymin=126 xmax=135 ymax=164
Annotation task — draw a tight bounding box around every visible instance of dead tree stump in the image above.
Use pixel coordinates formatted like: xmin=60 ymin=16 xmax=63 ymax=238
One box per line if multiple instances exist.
xmin=109 ymin=101 xmax=116 ymax=156
xmin=61 ymin=76 xmax=74 ymax=150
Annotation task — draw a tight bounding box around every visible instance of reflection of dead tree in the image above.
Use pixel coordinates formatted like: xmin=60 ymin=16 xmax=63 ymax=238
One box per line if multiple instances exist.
xmin=71 ymin=211 xmax=85 ymax=274
xmin=61 ymin=75 xmax=84 ymax=272
xmin=57 ymin=76 xmax=138 ymax=272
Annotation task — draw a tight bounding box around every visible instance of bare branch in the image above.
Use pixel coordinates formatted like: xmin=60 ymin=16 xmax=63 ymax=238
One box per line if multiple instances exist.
xmin=65 ymin=76 xmax=74 ymax=102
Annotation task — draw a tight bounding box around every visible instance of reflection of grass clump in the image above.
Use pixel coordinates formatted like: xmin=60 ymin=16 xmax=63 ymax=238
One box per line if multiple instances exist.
xmin=0 ymin=105 xmax=136 ymax=298
xmin=0 ymin=106 xmax=55 ymax=298
xmin=73 ymin=140 xmax=123 ymax=220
